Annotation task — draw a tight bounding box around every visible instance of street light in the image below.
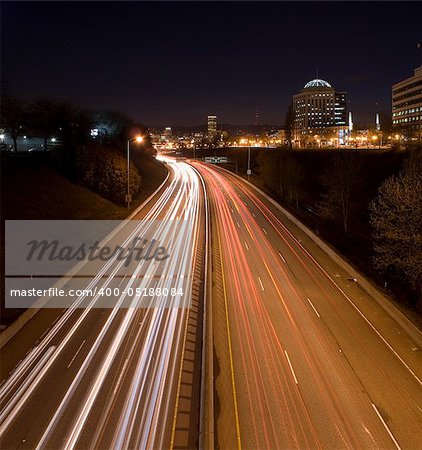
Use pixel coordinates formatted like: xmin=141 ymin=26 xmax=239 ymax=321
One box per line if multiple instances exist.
xmin=126 ymin=135 xmax=143 ymax=208
xmin=247 ymin=145 xmax=251 ymax=180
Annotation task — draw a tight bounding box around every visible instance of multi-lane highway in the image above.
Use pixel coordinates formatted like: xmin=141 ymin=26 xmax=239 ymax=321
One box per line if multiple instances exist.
xmin=0 ymin=161 xmax=205 ymax=449
xmin=194 ymin=162 xmax=422 ymax=450
xmin=1 ymin=158 xmax=421 ymax=450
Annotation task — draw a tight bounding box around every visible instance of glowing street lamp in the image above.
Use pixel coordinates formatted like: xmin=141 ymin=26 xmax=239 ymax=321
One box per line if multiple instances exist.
xmin=126 ymin=135 xmax=143 ymax=208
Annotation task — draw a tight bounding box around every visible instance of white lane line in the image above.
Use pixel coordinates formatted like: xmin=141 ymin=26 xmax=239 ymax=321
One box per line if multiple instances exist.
xmin=284 ymin=350 xmax=298 ymax=384
xmin=252 ymin=212 xmax=256 ymax=218
xmin=118 ymin=274 xmax=127 ymax=287
xmin=244 ymin=202 xmax=248 ymax=206
xmin=372 ymin=403 xmax=401 ymax=450
xmin=230 ymin=207 xmax=234 ymax=213
xmin=236 ymin=221 xmax=240 ymax=228
xmin=67 ymin=340 xmax=86 ymax=369
xmin=262 ymin=228 xmax=268 ymax=235
xmin=278 ymin=252 xmax=286 ymax=263
xmin=258 ymin=276 xmax=265 ymax=291
xmin=252 ymin=192 xmax=422 ymax=387
xmin=307 ymin=298 xmax=321 ymax=318
xmin=244 ymin=241 xmax=249 ymax=251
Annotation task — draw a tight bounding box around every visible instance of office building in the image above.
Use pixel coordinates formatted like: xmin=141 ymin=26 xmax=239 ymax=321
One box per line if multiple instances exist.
xmin=207 ymin=115 xmax=217 ymax=135
xmin=392 ymin=65 xmax=422 ymax=140
xmin=292 ymin=78 xmax=348 ymax=147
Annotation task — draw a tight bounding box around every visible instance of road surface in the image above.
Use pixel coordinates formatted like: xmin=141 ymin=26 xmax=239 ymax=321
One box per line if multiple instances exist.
xmin=194 ymin=162 xmax=422 ymax=450
xmin=0 ymin=161 xmax=205 ymax=449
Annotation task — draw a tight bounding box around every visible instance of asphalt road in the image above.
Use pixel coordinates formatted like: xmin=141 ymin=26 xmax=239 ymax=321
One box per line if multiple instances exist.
xmin=0 ymin=160 xmax=205 ymax=450
xmin=194 ymin=162 xmax=422 ymax=450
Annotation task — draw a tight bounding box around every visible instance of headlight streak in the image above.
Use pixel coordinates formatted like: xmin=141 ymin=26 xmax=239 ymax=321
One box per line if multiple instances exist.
xmin=0 ymin=161 xmax=203 ymax=450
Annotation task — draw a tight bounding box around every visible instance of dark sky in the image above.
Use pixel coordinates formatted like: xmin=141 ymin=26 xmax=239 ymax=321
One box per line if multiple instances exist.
xmin=2 ymin=1 xmax=422 ymax=127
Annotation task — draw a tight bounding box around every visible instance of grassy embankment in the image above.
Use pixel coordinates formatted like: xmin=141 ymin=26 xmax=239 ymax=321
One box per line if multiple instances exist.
xmin=1 ymin=153 xmax=168 ymax=326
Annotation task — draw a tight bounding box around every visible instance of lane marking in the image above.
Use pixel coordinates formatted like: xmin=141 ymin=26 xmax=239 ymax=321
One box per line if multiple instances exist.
xmin=284 ymin=350 xmax=298 ymax=385
xmin=236 ymin=221 xmax=240 ymax=228
xmin=262 ymin=228 xmax=268 ymax=235
xmin=67 ymin=340 xmax=86 ymax=369
xmin=258 ymin=276 xmax=265 ymax=292
xmin=372 ymin=403 xmax=401 ymax=450
xmin=278 ymin=252 xmax=286 ymax=263
xmin=217 ymin=228 xmax=242 ymax=450
xmin=231 ymin=174 xmax=422 ymax=387
xmin=307 ymin=298 xmax=321 ymax=318
xmin=244 ymin=241 xmax=249 ymax=251
xmin=252 ymin=212 xmax=256 ymax=218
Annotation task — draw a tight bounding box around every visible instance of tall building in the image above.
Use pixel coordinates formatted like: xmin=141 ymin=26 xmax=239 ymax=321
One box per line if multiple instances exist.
xmin=392 ymin=65 xmax=422 ymax=140
xmin=292 ymin=78 xmax=348 ymax=147
xmin=207 ymin=115 xmax=217 ymax=135
xmin=376 ymin=113 xmax=381 ymax=131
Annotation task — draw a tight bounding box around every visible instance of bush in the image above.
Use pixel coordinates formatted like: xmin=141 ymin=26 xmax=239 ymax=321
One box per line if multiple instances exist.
xmin=75 ymin=145 xmax=141 ymax=205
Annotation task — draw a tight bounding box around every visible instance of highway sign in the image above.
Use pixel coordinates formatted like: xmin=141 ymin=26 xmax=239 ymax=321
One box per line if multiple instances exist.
xmin=204 ymin=156 xmax=228 ymax=164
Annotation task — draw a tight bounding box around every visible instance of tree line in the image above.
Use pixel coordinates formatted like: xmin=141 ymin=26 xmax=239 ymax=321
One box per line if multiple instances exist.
xmin=1 ymin=95 xmax=156 ymax=205
xmin=255 ymin=148 xmax=421 ymax=310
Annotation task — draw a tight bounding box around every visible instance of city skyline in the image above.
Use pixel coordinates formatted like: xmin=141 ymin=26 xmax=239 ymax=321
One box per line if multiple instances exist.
xmin=2 ymin=1 xmax=422 ymax=126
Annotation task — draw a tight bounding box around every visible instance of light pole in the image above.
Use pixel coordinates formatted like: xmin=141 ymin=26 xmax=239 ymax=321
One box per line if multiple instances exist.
xmin=247 ymin=145 xmax=251 ymax=180
xmin=126 ymin=135 xmax=143 ymax=208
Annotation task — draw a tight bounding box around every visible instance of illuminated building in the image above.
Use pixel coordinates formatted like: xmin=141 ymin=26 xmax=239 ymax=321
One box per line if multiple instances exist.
xmin=207 ymin=115 xmax=217 ymax=135
xmin=163 ymin=127 xmax=172 ymax=140
xmin=292 ymin=78 xmax=348 ymax=147
xmin=392 ymin=65 xmax=422 ymax=140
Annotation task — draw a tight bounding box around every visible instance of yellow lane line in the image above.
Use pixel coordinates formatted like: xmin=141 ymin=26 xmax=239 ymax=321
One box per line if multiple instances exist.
xmin=217 ymin=224 xmax=242 ymax=450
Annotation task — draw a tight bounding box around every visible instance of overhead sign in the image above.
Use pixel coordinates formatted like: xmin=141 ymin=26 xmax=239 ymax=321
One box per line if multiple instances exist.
xmin=204 ymin=157 xmax=228 ymax=164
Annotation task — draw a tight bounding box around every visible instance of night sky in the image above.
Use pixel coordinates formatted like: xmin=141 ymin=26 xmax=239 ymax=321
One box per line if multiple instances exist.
xmin=2 ymin=1 xmax=421 ymax=127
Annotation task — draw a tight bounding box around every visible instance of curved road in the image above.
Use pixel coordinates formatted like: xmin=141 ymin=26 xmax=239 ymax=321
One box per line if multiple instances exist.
xmin=194 ymin=161 xmax=422 ymax=450
xmin=0 ymin=161 xmax=204 ymax=449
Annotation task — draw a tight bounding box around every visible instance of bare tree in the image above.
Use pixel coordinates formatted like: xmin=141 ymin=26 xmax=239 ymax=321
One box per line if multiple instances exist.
xmin=369 ymin=155 xmax=422 ymax=296
xmin=317 ymin=153 xmax=363 ymax=233
xmin=30 ymin=96 xmax=59 ymax=151
xmin=0 ymin=95 xmax=26 ymax=152
xmin=284 ymin=102 xmax=294 ymax=149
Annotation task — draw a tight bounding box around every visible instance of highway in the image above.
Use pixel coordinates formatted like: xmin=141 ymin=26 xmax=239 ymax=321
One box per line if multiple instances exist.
xmin=0 ymin=161 xmax=205 ymax=449
xmin=194 ymin=162 xmax=422 ymax=450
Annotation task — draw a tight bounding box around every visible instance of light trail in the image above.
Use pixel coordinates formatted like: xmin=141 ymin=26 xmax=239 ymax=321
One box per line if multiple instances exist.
xmin=0 ymin=161 xmax=204 ymax=449
xmin=194 ymin=161 xmax=422 ymax=449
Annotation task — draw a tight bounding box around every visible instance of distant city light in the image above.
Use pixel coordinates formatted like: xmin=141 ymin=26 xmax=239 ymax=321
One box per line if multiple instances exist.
xmin=23 ymin=135 xmax=27 ymax=139
xmin=51 ymin=137 xmax=56 ymax=142
xmin=135 ymin=136 xmax=143 ymax=143
xmin=0 ymin=134 xmax=4 ymax=140
xmin=90 ymin=128 xmax=99 ymax=137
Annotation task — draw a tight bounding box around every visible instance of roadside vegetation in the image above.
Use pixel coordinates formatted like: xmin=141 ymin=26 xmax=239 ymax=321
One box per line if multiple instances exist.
xmin=1 ymin=95 xmax=167 ymax=327
xmin=254 ymin=148 xmax=421 ymax=314
xmin=184 ymin=145 xmax=421 ymax=317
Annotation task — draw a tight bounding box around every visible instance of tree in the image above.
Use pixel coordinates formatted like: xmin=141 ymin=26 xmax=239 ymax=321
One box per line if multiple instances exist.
xmin=75 ymin=145 xmax=141 ymax=205
xmin=284 ymin=102 xmax=294 ymax=149
xmin=317 ymin=153 xmax=363 ymax=233
xmin=0 ymin=95 xmax=26 ymax=152
xmin=257 ymin=149 xmax=304 ymax=208
xmin=369 ymin=155 xmax=422 ymax=299
xmin=29 ymin=97 xmax=59 ymax=151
